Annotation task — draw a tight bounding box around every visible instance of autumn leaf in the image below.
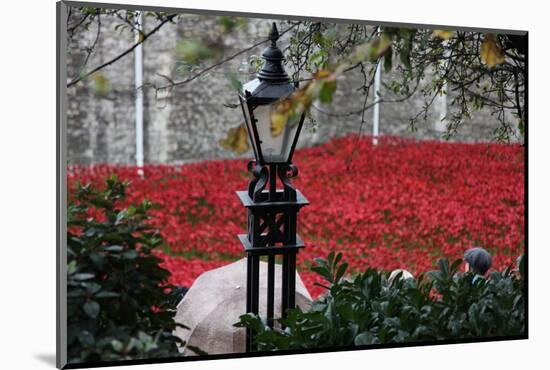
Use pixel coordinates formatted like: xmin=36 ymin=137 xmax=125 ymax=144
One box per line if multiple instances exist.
xmin=91 ymin=72 xmax=109 ymax=95
xmin=480 ymin=34 xmax=505 ymax=67
xmin=266 ymin=69 xmax=337 ymax=138
xmin=219 ymin=123 xmax=250 ymax=154
xmin=138 ymin=30 xmax=145 ymax=43
xmin=370 ymin=35 xmax=393 ymax=61
xmin=432 ymin=30 xmax=454 ymax=40
xmin=314 ymin=69 xmax=332 ymax=79
xmin=271 ymin=112 xmax=288 ymax=137
xmin=348 ymin=34 xmax=392 ymax=65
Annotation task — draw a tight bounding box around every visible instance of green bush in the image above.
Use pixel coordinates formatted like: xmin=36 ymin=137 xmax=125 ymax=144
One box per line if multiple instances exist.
xmin=236 ymin=252 xmax=525 ymax=350
xmin=67 ymin=176 xmax=183 ymax=363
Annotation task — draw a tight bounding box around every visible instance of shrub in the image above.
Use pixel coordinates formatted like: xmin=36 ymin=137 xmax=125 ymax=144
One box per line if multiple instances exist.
xmin=236 ymin=252 xmax=525 ymax=350
xmin=67 ymin=176 xmax=184 ymax=363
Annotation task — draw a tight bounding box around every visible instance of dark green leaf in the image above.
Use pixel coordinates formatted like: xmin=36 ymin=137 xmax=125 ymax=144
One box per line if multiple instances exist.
xmin=383 ymin=49 xmax=393 ymax=72
xmin=186 ymin=345 xmax=208 ymax=356
xmin=95 ymin=291 xmax=120 ymax=298
xmin=102 ymin=245 xmax=124 ymax=252
xmin=335 ymin=262 xmax=348 ymax=282
xmin=122 ymin=250 xmax=139 ymax=259
xmin=78 ymin=330 xmax=95 ymax=346
xmin=72 ymin=273 xmax=95 ymax=281
xmin=83 ymin=300 xmax=100 ymax=319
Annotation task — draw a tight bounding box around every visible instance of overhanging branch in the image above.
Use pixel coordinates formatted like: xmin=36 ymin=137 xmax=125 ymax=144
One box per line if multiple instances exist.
xmin=67 ymin=14 xmax=177 ymax=88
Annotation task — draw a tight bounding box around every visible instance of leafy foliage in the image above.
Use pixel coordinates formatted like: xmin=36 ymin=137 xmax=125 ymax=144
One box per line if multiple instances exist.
xmin=67 ymin=8 xmax=525 ymax=143
xmin=236 ymin=252 xmax=525 ymax=350
xmin=269 ymin=24 xmax=525 ymax=142
xmin=219 ymin=123 xmax=250 ymax=154
xmin=176 ymin=39 xmax=217 ymax=65
xmin=91 ymin=72 xmax=109 ymax=96
xmin=67 ymin=176 xmax=184 ymax=363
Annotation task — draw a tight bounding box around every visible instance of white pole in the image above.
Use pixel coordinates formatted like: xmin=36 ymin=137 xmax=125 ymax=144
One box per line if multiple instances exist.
xmin=134 ymin=11 xmax=144 ymax=174
xmin=435 ymin=43 xmax=449 ymax=132
xmin=372 ymin=27 xmax=382 ymax=145
xmin=437 ymin=78 xmax=448 ymax=132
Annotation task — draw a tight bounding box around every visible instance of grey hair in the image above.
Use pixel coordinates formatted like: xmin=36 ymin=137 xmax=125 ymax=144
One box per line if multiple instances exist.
xmin=464 ymin=247 xmax=492 ymax=275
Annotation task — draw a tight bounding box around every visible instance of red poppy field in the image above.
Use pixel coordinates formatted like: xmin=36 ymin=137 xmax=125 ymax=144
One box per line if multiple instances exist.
xmin=68 ymin=135 xmax=525 ymax=298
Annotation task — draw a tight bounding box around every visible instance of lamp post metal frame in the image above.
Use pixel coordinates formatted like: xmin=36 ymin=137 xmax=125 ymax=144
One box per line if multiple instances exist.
xmin=236 ymin=164 xmax=308 ymax=352
xmin=236 ymin=22 xmax=309 ymax=352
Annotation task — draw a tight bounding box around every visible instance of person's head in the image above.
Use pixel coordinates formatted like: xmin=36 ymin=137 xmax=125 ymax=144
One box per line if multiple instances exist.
xmin=388 ymin=269 xmax=414 ymax=284
xmin=464 ymin=247 xmax=492 ymax=275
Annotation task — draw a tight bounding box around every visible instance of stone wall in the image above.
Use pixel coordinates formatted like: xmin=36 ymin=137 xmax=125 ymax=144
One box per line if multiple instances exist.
xmin=66 ymin=11 xmax=521 ymax=165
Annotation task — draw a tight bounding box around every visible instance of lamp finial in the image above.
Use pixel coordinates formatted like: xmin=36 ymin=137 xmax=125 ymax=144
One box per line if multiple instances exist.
xmin=268 ymin=22 xmax=279 ymax=46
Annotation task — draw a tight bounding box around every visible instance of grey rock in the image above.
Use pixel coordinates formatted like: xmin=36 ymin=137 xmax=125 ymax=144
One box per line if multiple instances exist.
xmin=172 ymin=258 xmax=312 ymax=355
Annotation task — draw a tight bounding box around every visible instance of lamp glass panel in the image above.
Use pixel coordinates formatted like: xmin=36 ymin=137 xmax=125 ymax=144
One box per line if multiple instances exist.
xmin=253 ymin=104 xmax=300 ymax=163
xmin=240 ymin=97 xmax=259 ymax=159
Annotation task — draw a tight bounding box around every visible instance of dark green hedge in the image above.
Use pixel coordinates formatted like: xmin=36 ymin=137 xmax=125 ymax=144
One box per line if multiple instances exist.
xmin=67 ymin=177 xmax=184 ymax=363
xmin=236 ymin=252 xmax=525 ymax=350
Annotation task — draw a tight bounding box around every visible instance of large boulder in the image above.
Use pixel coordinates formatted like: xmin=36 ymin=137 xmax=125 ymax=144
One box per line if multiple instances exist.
xmin=173 ymin=258 xmax=312 ymax=355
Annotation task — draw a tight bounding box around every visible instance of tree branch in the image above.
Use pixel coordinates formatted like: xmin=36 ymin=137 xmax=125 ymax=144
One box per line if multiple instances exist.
xmin=67 ymin=14 xmax=177 ymax=88
xmin=149 ymin=22 xmax=302 ymax=91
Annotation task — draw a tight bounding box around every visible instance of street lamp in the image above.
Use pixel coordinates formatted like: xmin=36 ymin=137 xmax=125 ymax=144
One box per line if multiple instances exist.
xmin=236 ymin=22 xmax=309 ymax=352
xmin=238 ymin=22 xmax=306 ymax=168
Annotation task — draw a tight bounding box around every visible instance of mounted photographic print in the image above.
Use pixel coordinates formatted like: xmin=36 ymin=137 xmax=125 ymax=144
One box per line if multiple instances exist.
xmin=56 ymin=1 xmax=527 ymax=368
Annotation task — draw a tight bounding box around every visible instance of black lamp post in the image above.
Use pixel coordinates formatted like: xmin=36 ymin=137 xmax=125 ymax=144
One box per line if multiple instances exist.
xmin=237 ymin=22 xmax=308 ymax=352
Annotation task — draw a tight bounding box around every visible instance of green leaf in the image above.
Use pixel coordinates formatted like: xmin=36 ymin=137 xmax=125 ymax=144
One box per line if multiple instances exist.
xmin=313 ymin=257 xmax=328 ymax=269
xmin=115 ymin=210 xmax=127 ymax=224
xmin=122 ymin=250 xmax=139 ymax=259
xmin=438 ymin=258 xmax=450 ymax=276
xmin=225 ymin=72 xmax=243 ymax=92
xmin=311 ymin=266 xmax=332 ymax=282
xmin=72 ymin=273 xmax=95 ymax=281
xmin=138 ymin=331 xmax=153 ymax=343
xmin=114 ymin=23 xmax=128 ymax=32
xmin=89 ymin=252 xmax=105 ymax=268
xmin=111 ymin=339 xmax=124 ymax=352
xmin=400 ymin=38 xmax=412 ymax=68
xmin=450 ymin=259 xmax=463 ymax=275
xmin=102 ymin=245 xmax=124 ymax=252
xmin=67 ymin=260 xmax=77 ymax=275
xmin=83 ymin=300 xmax=100 ymax=319
xmin=335 ymin=262 xmax=348 ymax=282
xmin=327 ymin=252 xmax=335 ymax=266
xmin=318 ymin=79 xmax=337 ymax=104
xmin=86 ymin=283 xmax=102 ymax=295
xmin=333 ymin=252 xmax=343 ymax=268
xmin=234 ymin=314 xmax=265 ymax=334
xmin=383 ymin=49 xmax=393 ymax=72
xmin=176 ymin=39 xmax=214 ymax=65
xmin=354 ymin=332 xmax=375 ymax=345
xmin=78 ymin=330 xmax=95 ymax=346
xmin=95 ymin=291 xmax=120 ymax=298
